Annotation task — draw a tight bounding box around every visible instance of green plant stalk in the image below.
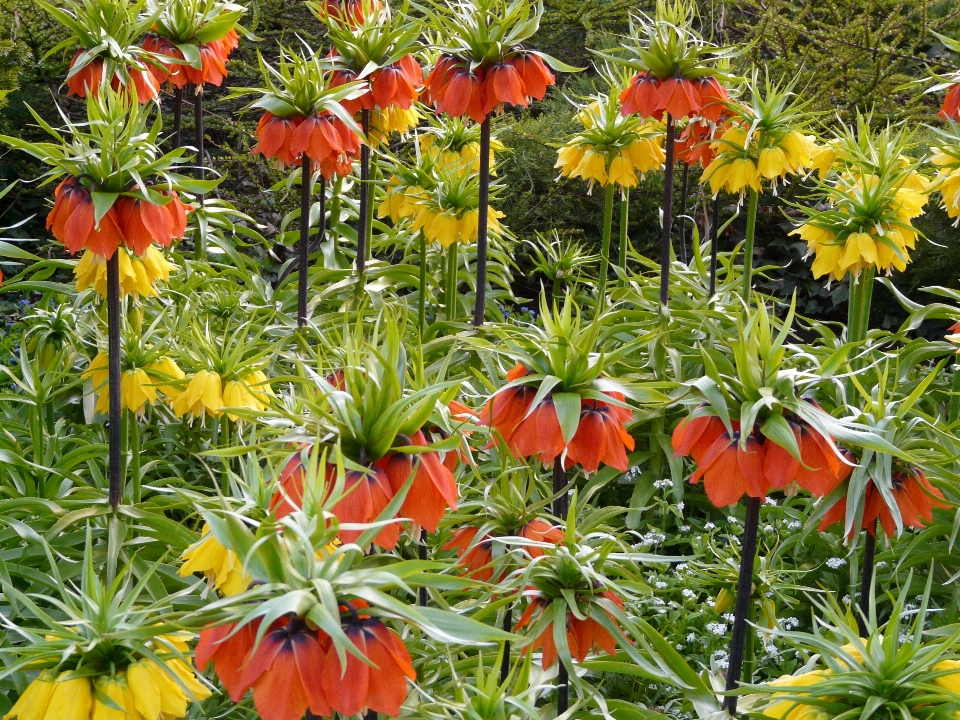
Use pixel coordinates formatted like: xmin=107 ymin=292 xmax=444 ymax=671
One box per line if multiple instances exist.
xmin=552 ymin=274 xmax=562 ymax=305
xmin=418 ymin=231 xmax=427 ymax=333
xmin=357 ymin=110 xmax=372 ymax=276
xmin=741 ymin=188 xmax=759 ymax=302
xmin=847 ymin=267 xmax=875 ymax=346
xmin=949 ymin=364 xmax=960 ymax=424
xmin=446 ymin=241 xmax=458 ymax=322
xmin=131 ymin=412 xmax=141 ymax=504
xmin=710 ymin=195 xmax=721 ymax=296
xmin=598 ymin=182 xmax=616 ymax=306
xmin=619 ymin=187 xmax=630 ymax=277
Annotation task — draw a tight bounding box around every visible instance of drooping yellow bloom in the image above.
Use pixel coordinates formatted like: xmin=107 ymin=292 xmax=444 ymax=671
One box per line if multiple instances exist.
xmin=763 ymin=671 xmax=832 ymax=720
xmin=607 ymin=155 xmax=638 ymax=188
xmin=932 ymin=659 xmax=960 ymax=695
xmin=811 ymin=143 xmax=840 ymax=178
xmin=171 ymin=370 xmax=223 ymax=419
xmin=3 ymin=674 xmax=56 ymax=720
xmin=146 ymin=357 xmax=185 ymax=401
xmin=84 ymin=353 xmax=171 ymax=416
xmin=179 ymin=522 xmax=250 ymax=595
xmin=369 ymin=105 xmax=422 ymax=146
xmin=74 ymin=246 xmax=173 ymax=299
xmin=626 ymin=131 xmax=666 ymax=173
xmin=758 ymin=146 xmax=790 ymax=179
xmin=555 ymin=144 xmax=586 ymax=178
xmin=573 ymin=149 xmax=608 ymax=186
xmin=781 ymin=131 xmax=818 ymax=169
xmin=221 ymin=370 xmax=273 ymax=422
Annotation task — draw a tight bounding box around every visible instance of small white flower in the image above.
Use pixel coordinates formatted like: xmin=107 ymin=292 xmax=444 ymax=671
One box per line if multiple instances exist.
xmin=727 ymin=515 xmax=739 ymax=524
xmin=781 ymin=617 xmax=800 ymax=630
xmin=679 ymin=525 xmax=691 ymax=532
xmin=652 ymin=597 xmax=666 ymax=606
xmin=682 ymin=589 xmax=696 ymax=599
xmin=676 ymin=563 xmax=689 ymax=571
xmin=786 ymin=520 xmax=802 ymax=530
xmin=763 ymin=524 xmax=775 ymax=533
xmin=706 ymin=622 xmax=728 ymax=635
xmin=686 ymin=632 xmax=697 ymax=643
xmin=764 ymin=498 xmax=778 ymax=506
xmin=826 ymin=557 xmax=847 ymax=569
xmin=722 ymin=613 xmax=736 ymax=623
xmin=656 ymin=581 xmax=668 ymax=589
xmin=677 ymin=502 xmax=685 ymax=512
xmin=704 ymin=522 xmax=716 ymax=530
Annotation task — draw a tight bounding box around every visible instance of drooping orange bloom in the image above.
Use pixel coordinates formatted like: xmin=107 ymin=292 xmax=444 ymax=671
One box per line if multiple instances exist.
xmin=236 ymin=616 xmax=332 ymax=720
xmin=675 ymin=120 xmax=715 ymax=167
xmin=671 ymin=412 xmax=730 ymax=465
xmin=46 ymin=177 xmax=124 ymax=258
xmin=65 ymin=52 xmax=104 ymax=97
xmin=289 ymin=112 xmax=362 ymax=179
xmin=444 ymin=527 xmax=495 ymax=581
xmin=941 ymin=83 xmax=960 ymax=122
xmin=694 ymin=76 xmax=729 ymax=123
xmin=111 ymin=67 xmax=161 ymax=103
xmin=423 ymin=54 xmax=460 ymax=106
xmin=333 ymin=466 xmax=400 ymax=549
xmin=143 ymin=33 xmax=235 ymax=88
xmin=433 ymin=66 xmax=487 ymax=124
xmin=253 ymin=112 xmax=304 ymax=167
xmin=376 ymin=430 xmax=458 ymax=533
xmin=321 ymin=614 xmax=415 ymax=717
xmin=115 ymin=193 xmax=189 ymax=255
xmin=331 ymin=66 xmax=377 ymax=115
xmin=482 ymin=61 xmax=528 ymax=115
xmin=620 ymin=72 xmax=662 ymax=120
xmin=517 ymin=519 xmax=564 ymax=556
xmin=516 ymin=590 xmax=624 ymax=668
xmin=510 ymin=399 xmax=566 ymax=463
xmin=566 ymin=399 xmax=635 ymax=474
xmin=656 ymin=77 xmax=702 ymax=121
xmin=371 ymin=56 xmax=422 ymax=110
xmin=482 ymin=384 xmax=536 ymax=446
xmin=820 ymin=469 xmax=947 ymax=538
xmin=690 ymin=431 xmax=768 ymax=507
xmin=196 ymin=619 xmax=262 ymax=701
xmin=510 ymin=52 xmax=555 ymax=102
xmin=269 ymin=450 xmax=310 ymax=521
xmin=762 ymin=422 xmax=848 ymax=497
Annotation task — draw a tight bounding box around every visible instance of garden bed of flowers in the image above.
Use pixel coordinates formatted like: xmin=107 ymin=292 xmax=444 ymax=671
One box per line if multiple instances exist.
xmin=1 ymin=1 xmax=960 ymax=720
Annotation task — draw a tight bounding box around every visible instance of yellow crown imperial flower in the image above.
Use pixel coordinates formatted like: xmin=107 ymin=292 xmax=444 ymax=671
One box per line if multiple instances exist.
xmin=75 ymin=246 xmax=173 ymax=299
xmin=171 ymin=370 xmax=224 ymax=420
xmin=369 ymin=105 xmax=422 ymax=147
xmin=607 ymin=155 xmax=638 ymax=189
xmin=626 ymin=133 xmax=666 ymax=174
xmin=84 ymin=353 xmax=180 ymax=417
xmin=758 ymin=146 xmax=791 ymax=179
xmin=221 ymin=370 xmax=273 ymax=422
xmin=555 ymin=144 xmax=586 ymax=178
xmin=179 ymin=523 xmax=250 ymax=595
xmin=572 ymin=149 xmax=608 ymax=188
xmin=780 ymin=131 xmax=818 ymax=169
xmin=762 ymin=670 xmax=832 ymax=720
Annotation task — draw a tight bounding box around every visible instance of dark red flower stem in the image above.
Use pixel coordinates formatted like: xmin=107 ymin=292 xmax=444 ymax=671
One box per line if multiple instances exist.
xmin=473 ymin=115 xmax=492 ymax=328
xmin=857 ymin=519 xmax=877 ymax=638
xmin=709 ymin=195 xmax=720 ymax=296
xmin=357 ymin=109 xmax=371 ymax=277
xmin=500 ymin=605 xmax=512 ymax=683
xmin=678 ymin=162 xmax=689 ymax=265
xmin=557 ymin=661 xmax=569 ymax=714
xmin=723 ymin=495 xmax=761 ymax=716
xmin=298 ymin=155 xmax=312 ymax=327
xmin=659 ymin=115 xmax=676 ymax=307
xmin=107 ymin=253 xmax=122 ymax=508
xmin=194 ymin=86 xmax=206 ymax=259
xmin=172 ymin=87 xmax=183 ymax=148
xmin=418 ymin=527 xmax=428 ymax=606
xmin=553 ymin=456 xmax=568 ymax=519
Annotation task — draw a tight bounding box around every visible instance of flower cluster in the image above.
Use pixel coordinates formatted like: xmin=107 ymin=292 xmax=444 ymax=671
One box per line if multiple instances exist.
xmin=172 ymin=369 xmax=273 ymax=421
xmin=84 ymin=352 xmax=185 ymax=417
xmin=74 ymin=245 xmax=173 ymax=298
xmin=253 ymin=110 xmax=362 ymax=176
xmin=198 ymin=607 xmax=414 ymax=720
xmin=143 ymin=29 xmax=239 ymax=89
xmin=556 ymin=95 xmax=665 ymax=192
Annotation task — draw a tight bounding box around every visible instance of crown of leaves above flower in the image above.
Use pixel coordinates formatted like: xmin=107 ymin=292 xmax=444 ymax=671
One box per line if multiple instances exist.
xmin=595 ymin=0 xmax=738 ymax=83
xmin=231 ymin=44 xmax=366 ymax=124
xmin=144 ymin=0 xmax=246 ymax=46
xmin=313 ymin=0 xmax=421 ymax=73
xmin=1 ymin=90 xmax=210 ymax=218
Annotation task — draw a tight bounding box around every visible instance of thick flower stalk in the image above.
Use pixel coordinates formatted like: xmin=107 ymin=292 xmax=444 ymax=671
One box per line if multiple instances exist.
xmin=240 ymin=46 xmax=366 ymax=325
xmin=597 ymin=0 xmax=736 ymax=305
xmin=422 ymin=0 xmax=570 ymax=325
xmin=44 ymin=0 xmax=160 ymax=103
xmin=556 ymin=93 xmax=664 ymax=301
xmin=700 ymin=74 xmax=818 ymax=300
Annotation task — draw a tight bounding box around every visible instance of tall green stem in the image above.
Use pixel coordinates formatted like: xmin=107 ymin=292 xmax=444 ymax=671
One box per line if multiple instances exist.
xmin=446 ymin=242 xmax=458 ymax=322
xmin=949 ymin=365 xmax=960 ymax=424
xmin=619 ymin=187 xmax=630 ymax=277
xmin=847 ymin=267 xmax=875 ymax=346
xmin=741 ymin=189 xmax=759 ymax=303
xmin=598 ymin=182 xmax=616 ymax=307
xmin=418 ymin=232 xmax=427 ymax=333
xmin=131 ymin=412 xmax=141 ymax=504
